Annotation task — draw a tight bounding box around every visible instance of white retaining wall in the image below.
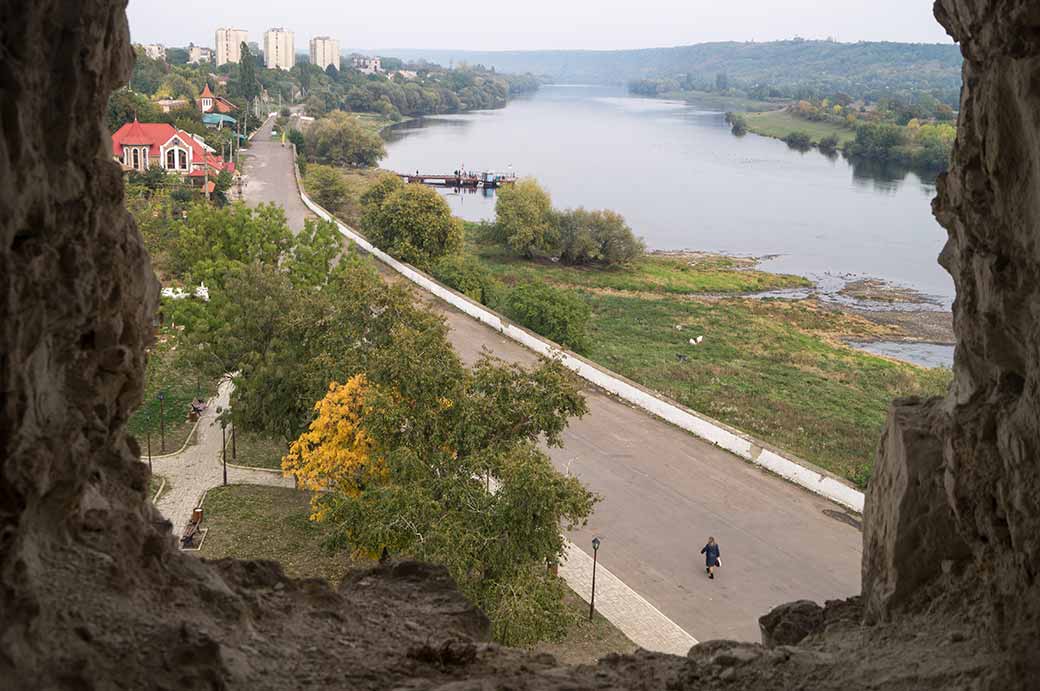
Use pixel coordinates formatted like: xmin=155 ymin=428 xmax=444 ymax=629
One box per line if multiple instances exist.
xmin=294 ymin=158 xmax=864 ymax=514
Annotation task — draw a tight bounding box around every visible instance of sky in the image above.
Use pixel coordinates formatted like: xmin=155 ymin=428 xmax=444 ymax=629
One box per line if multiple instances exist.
xmin=127 ymin=0 xmax=952 ymax=51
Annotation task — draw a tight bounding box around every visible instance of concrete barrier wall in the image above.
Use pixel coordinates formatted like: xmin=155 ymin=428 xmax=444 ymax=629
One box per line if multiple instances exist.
xmin=293 ymin=158 xmax=865 ymax=514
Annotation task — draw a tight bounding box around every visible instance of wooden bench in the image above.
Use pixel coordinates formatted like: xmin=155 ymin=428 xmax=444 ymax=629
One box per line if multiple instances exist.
xmin=180 ymin=507 xmax=204 ymax=549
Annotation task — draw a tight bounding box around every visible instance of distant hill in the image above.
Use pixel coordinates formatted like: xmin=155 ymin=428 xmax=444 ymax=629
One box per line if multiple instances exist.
xmin=367 ymin=40 xmax=962 ymax=102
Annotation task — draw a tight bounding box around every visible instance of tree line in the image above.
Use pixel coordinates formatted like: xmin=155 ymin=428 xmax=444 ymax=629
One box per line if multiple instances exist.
xmin=129 ymin=192 xmax=597 ymax=645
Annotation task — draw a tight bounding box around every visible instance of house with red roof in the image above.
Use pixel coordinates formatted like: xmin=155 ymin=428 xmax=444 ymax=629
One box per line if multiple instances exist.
xmin=111 ymin=119 xmax=236 ymax=180
xmin=197 ymin=84 xmax=238 ymax=115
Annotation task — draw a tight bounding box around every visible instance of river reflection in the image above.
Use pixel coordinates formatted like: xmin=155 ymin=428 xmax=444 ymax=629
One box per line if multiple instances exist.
xmin=382 ymin=85 xmax=953 ymax=304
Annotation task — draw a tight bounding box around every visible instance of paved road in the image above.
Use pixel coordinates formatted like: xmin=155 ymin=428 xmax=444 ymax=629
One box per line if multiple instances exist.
xmin=241 ymin=124 xmax=863 ymax=643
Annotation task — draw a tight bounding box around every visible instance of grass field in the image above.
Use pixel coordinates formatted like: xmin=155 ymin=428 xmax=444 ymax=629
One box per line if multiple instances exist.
xmin=128 ymin=326 xmax=218 ymax=455
xmin=199 ymin=485 xmax=359 ymax=584
xmin=465 ymin=241 xmax=951 ymax=486
xmin=470 ymin=237 xmax=811 ymax=296
xmin=229 ymin=430 xmax=287 ymax=470
xmin=744 ymin=110 xmax=856 ymax=146
xmin=200 ymin=484 xmax=636 ymax=662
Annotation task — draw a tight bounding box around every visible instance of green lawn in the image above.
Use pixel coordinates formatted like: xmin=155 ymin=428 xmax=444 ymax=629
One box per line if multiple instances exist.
xmin=470 ymin=238 xmax=811 ymax=296
xmin=128 ymin=326 xmax=218 ymax=455
xmin=199 ymin=484 xmax=360 ymax=584
xmin=581 ymin=292 xmax=950 ymax=486
xmin=744 ymin=109 xmax=856 ymax=146
xmin=228 ymin=430 xmax=287 ymax=470
xmin=199 ymin=484 xmax=636 ymax=663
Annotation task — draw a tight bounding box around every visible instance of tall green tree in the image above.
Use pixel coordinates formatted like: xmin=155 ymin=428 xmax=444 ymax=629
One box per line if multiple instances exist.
xmin=304 ymin=164 xmax=349 ymax=213
xmin=305 ymin=111 xmax=386 ymax=167
xmin=493 ymin=178 xmax=557 ymax=258
xmin=361 ymin=181 xmax=462 ymax=270
xmin=239 ymin=42 xmax=260 ymax=105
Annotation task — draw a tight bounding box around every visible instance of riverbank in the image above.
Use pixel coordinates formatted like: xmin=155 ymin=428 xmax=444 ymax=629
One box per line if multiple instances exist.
xmin=743 ymin=109 xmax=856 ymax=146
xmin=460 ymin=231 xmax=951 ymax=487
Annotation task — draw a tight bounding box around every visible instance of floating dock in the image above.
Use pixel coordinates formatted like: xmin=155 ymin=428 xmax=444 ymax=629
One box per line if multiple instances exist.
xmin=398 ymin=171 xmax=518 ymax=189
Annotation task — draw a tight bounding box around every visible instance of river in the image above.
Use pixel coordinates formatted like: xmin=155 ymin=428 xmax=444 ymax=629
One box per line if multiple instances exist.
xmin=383 ymin=84 xmax=954 ymax=308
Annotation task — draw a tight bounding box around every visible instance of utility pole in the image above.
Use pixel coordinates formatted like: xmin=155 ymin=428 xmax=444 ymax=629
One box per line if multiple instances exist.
xmin=158 ymin=391 xmax=166 ymax=452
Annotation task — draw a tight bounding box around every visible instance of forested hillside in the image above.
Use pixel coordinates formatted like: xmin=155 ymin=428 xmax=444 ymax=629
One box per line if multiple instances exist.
xmin=378 ymin=39 xmax=962 ymax=104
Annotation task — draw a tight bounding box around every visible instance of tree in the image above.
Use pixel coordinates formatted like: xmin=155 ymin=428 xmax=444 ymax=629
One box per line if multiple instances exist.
xmin=555 ymin=208 xmax=644 ymax=266
xmin=106 ymin=89 xmax=161 ymax=132
xmin=305 ymin=164 xmax=349 ymax=213
xmin=783 ymin=131 xmax=813 ymax=150
xmin=287 ymin=127 xmax=306 ymax=151
xmin=238 ymin=42 xmax=260 ymax=105
xmin=287 ymin=218 xmax=342 ymax=288
xmin=725 ymin=112 xmax=747 ymax=136
xmin=505 ymin=282 xmax=591 ymax=353
xmin=169 ymin=202 xmax=293 ymax=285
xmin=156 ymin=74 xmax=196 ymax=100
xmin=715 ymin=72 xmax=729 ymax=92
xmin=493 ymin=178 xmax=556 ymax=258
xmin=165 ymin=47 xmax=189 ymax=65
xmin=362 ymin=183 xmax=463 ymax=270
xmin=306 ymin=111 xmax=386 ymax=167
xmin=431 ymin=255 xmax=503 ymax=307
xmin=283 ymin=324 xmax=594 ymax=645
xmin=818 ymin=135 xmax=840 ymax=153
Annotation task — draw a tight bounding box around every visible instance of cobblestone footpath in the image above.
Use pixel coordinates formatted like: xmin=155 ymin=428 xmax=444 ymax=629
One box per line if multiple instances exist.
xmin=148 ymin=379 xmax=293 ymax=535
xmin=559 ymin=540 xmax=698 ymax=655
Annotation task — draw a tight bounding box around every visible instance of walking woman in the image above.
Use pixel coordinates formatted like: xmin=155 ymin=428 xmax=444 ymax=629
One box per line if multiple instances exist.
xmin=701 ymin=536 xmax=721 ymax=580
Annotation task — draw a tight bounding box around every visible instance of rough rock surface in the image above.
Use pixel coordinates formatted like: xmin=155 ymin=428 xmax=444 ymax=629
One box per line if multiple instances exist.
xmin=0 ymin=0 xmax=1037 ymax=689
xmin=758 ymin=600 xmax=824 ymax=647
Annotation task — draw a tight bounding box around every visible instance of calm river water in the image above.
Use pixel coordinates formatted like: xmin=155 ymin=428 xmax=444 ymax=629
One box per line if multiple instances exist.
xmin=383 ymin=85 xmax=954 ymax=306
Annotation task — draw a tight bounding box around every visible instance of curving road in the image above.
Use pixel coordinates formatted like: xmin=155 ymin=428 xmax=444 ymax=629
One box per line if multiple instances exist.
xmin=241 ymin=118 xmax=862 ymax=644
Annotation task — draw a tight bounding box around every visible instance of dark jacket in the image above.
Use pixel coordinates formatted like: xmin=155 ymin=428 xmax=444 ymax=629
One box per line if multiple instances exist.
xmin=701 ymin=542 xmax=720 ymax=566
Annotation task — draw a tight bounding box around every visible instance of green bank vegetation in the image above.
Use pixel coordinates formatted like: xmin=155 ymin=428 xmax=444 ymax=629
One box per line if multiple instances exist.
xmin=469 ymin=231 xmax=950 ymax=485
xmin=729 ymin=95 xmax=956 ymax=173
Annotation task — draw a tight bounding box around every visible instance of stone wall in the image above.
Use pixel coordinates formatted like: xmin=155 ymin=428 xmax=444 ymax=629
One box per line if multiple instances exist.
xmin=0 ymin=0 xmax=1035 ymax=688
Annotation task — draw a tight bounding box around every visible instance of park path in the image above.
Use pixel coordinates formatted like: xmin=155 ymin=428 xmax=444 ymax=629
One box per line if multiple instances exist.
xmin=149 ymin=379 xmax=293 ymax=536
xmin=240 ymin=120 xmax=863 ymax=646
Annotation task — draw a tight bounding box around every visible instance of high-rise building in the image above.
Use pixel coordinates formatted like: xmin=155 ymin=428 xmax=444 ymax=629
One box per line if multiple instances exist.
xmin=215 ymin=28 xmax=248 ymax=66
xmin=309 ymin=36 xmax=339 ymax=71
xmin=263 ymin=28 xmax=295 ymax=71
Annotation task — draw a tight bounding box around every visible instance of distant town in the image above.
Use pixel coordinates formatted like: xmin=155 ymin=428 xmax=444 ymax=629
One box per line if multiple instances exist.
xmin=139 ymin=27 xmax=393 ymax=75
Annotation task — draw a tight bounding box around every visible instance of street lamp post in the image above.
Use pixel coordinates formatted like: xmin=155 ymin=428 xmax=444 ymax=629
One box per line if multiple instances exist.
xmin=589 ymin=537 xmax=601 ymax=621
xmin=218 ymin=406 xmax=227 ymax=486
xmin=231 ymin=422 xmax=237 ymax=461
xmin=158 ymin=391 xmax=166 ymax=452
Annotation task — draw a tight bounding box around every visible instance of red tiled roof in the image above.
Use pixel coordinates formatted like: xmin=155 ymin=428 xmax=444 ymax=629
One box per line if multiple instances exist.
xmin=200 ymin=84 xmax=214 ymax=99
xmin=111 ymin=119 xmax=234 ymax=173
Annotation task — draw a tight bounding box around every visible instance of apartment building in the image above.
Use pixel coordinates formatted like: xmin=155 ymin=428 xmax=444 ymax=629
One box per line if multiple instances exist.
xmin=215 ymin=27 xmax=249 ymax=66
xmin=263 ymin=28 xmax=295 ymax=71
xmin=309 ymin=36 xmax=339 ymax=71
xmin=188 ymin=43 xmax=213 ymax=64
xmin=141 ymin=43 xmax=165 ymax=60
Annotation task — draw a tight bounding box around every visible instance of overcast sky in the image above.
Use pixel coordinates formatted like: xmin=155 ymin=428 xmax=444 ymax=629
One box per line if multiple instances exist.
xmin=127 ymin=0 xmax=952 ymax=51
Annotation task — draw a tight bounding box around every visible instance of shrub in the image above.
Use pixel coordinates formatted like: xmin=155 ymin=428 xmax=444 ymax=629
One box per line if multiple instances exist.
xmin=556 ymin=208 xmax=644 ymax=266
xmin=305 ymin=164 xmax=349 ymax=214
xmin=505 ymin=282 xmax=591 ymax=353
xmin=724 ymin=112 xmax=747 ymax=136
xmin=818 ymin=135 xmax=840 ymax=153
xmin=783 ymin=131 xmax=813 ymax=150
xmin=431 ymin=255 xmax=503 ymax=308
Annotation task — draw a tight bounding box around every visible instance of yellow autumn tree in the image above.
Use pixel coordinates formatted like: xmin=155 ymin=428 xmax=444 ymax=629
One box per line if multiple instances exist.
xmin=281 ymin=374 xmax=381 ymax=520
